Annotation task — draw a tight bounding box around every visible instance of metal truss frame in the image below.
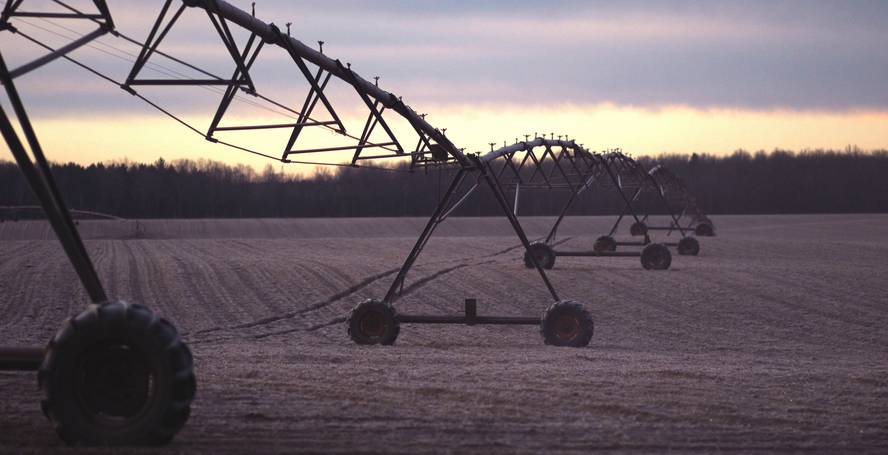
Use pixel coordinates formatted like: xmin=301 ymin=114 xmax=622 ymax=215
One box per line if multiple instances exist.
xmin=479 ymin=138 xmax=697 ymax=268
xmin=648 ymin=164 xmax=716 ymax=236
xmin=116 ymin=0 xmax=564 ymax=309
xmin=1 ymin=0 xmax=113 ymax=76
xmin=1 ymin=0 xmax=579 ymax=348
xmin=123 ymin=0 xmax=458 ymax=168
xmin=0 ymin=0 xmax=716 ymax=356
xmin=0 ymin=0 xmax=616 ymax=446
xmin=598 ymin=151 xmax=692 ymax=244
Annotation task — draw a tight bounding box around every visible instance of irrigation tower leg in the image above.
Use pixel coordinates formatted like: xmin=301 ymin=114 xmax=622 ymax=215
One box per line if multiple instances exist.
xmin=607 ymin=186 xmax=643 ymax=237
xmin=644 ymin=174 xmax=689 ymax=238
xmin=0 ymin=53 xmax=107 ymax=303
xmin=603 ymin=163 xmax=646 ymax=232
xmin=383 ymin=168 xmax=467 ymax=303
xmin=545 ymin=188 xmax=580 ymax=243
xmin=478 ymin=161 xmax=560 ymax=302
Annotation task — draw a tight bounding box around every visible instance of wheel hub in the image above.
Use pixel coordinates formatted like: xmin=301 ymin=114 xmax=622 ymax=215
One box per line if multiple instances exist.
xmin=360 ymin=311 xmax=387 ymax=338
xmin=76 ymin=342 xmax=153 ymax=421
xmin=553 ymin=314 xmax=580 ymax=342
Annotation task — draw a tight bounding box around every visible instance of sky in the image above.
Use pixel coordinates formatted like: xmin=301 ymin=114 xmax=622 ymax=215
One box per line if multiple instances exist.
xmin=2 ymin=0 xmax=887 ymax=173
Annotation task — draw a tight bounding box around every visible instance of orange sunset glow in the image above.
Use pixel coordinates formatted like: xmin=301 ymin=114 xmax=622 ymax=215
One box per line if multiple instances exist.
xmin=2 ymin=0 xmax=886 ymax=173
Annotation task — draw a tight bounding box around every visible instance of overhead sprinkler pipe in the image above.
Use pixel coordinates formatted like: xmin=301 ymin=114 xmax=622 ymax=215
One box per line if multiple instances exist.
xmin=479 ymin=137 xmax=580 ymax=163
xmin=182 ymin=0 xmax=471 ymax=167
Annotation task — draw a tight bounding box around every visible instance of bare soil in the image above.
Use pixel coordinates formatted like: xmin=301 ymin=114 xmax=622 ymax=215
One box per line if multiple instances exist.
xmin=1 ymin=214 xmax=887 ymax=453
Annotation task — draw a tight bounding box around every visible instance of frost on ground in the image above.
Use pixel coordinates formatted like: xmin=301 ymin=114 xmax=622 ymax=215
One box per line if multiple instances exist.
xmin=1 ymin=214 xmax=887 ymax=453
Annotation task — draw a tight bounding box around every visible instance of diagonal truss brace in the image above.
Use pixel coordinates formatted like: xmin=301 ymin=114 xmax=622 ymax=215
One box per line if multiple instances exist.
xmin=0 ymin=26 xmax=109 ymax=304
xmin=283 ymin=60 xmax=404 ymax=161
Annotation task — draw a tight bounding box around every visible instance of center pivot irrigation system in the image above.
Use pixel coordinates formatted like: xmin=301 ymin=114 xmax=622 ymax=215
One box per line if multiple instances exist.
xmin=0 ymin=0 xmax=713 ymax=446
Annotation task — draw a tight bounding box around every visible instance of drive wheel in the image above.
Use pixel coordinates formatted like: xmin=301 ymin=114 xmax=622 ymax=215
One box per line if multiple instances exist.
xmin=630 ymin=221 xmax=648 ymax=236
xmin=677 ymin=237 xmax=700 ymax=256
xmin=593 ymin=235 xmax=617 ymax=253
xmin=347 ymin=299 xmax=399 ymax=345
xmin=540 ymin=301 xmax=593 ymax=347
xmin=39 ymin=301 xmax=196 ymax=446
xmin=523 ymin=242 xmax=556 ymax=269
xmin=641 ymin=243 xmax=672 ymax=270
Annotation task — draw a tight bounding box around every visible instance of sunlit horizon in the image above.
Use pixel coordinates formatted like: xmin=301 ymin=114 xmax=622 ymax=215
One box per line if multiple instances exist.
xmin=9 ymin=103 xmax=886 ymax=176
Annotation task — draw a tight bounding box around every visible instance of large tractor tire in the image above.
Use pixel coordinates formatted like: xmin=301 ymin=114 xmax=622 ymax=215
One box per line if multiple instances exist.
xmin=540 ymin=301 xmax=594 ymax=347
xmin=641 ymin=243 xmax=672 ymax=270
xmin=677 ymin=237 xmax=700 ymax=256
xmin=523 ymin=242 xmax=556 ymax=270
xmin=347 ymin=299 xmax=400 ymax=346
xmin=39 ymin=301 xmax=196 ymax=446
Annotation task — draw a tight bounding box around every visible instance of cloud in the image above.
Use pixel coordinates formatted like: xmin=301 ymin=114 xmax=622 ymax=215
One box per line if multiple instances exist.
xmin=3 ymin=0 xmax=888 ymax=117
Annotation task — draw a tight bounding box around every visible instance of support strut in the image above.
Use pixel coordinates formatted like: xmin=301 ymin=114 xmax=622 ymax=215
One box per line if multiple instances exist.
xmin=478 ymin=158 xmax=560 ymax=302
xmin=383 ymin=168 xmax=467 ymax=303
xmin=0 ymin=53 xmax=107 ymax=304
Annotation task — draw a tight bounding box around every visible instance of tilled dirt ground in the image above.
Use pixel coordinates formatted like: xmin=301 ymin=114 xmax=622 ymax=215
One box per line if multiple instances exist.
xmin=1 ymin=214 xmax=887 ymax=453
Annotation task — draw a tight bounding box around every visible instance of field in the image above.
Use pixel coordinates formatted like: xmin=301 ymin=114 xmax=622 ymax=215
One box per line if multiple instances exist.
xmin=1 ymin=214 xmax=887 ymax=453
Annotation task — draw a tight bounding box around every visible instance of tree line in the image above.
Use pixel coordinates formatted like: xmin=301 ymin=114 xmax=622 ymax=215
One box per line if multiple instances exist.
xmin=1 ymin=148 xmax=886 ymax=219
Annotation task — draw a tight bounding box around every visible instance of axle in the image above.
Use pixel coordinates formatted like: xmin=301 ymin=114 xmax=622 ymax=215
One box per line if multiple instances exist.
xmin=0 ymin=346 xmax=43 ymax=371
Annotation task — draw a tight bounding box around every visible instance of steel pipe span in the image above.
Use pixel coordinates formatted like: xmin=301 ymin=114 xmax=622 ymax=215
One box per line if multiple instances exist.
xmin=649 ymin=164 xmax=693 ymax=199
xmin=480 ymin=139 xmax=699 ymax=240
xmin=480 ymin=138 xmax=589 ymax=163
xmin=184 ymin=0 xmax=471 ymax=167
xmin=604 ymin=151 xmax=667 ymax=196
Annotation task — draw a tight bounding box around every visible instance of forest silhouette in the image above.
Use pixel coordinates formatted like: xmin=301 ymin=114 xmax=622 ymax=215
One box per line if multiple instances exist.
xmin=2 ymin=148 xmax=886 ymax=219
